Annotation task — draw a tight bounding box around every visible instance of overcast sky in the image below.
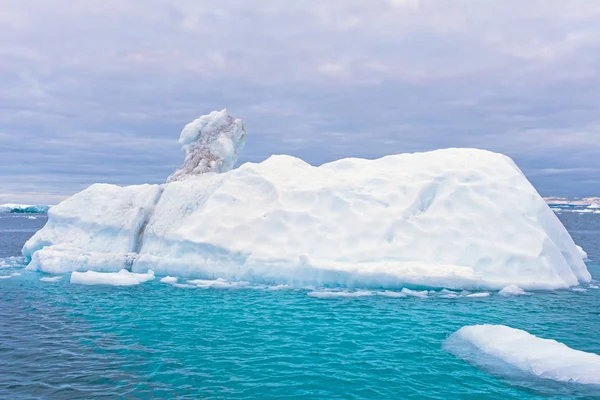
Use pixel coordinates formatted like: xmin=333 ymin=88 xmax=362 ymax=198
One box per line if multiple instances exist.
xmin=1 ymin=0 xmax=600 ymax=203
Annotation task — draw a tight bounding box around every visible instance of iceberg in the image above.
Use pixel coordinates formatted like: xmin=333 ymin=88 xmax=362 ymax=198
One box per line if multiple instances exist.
xmin=22 ymin=110 xmax=592 ymax=290
xmin=0 ymin=203 xmax=51 ymax=213
xmin=444 ymin=324 xmax=600 ymax=385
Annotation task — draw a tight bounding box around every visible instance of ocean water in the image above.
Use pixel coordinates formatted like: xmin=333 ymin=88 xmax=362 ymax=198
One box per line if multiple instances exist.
xmin=1 ymin=211 xmax=599 ymax=399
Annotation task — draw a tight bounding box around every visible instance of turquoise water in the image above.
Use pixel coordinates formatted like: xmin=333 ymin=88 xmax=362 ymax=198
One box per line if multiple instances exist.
xmin=1 ymin=212 xmax=599 ymax=399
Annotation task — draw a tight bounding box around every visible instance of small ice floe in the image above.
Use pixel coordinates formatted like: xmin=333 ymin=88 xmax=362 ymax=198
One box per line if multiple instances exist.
xmin=40 ymin=276 xmax=62 ymax=282
xmin=268 ymin=284 xmax=290 ymax=290
xmin=26 ymin=216 xmax=37 ymax=220
xmin=589 ymin=284 xmax=599 ymax=289
xmin=188 ymin=278 xmax=251 ymax=289
xmin=0 ymin=272 xmax=21 ymax=279
xmin=466 ymin=292 xmax=490 ymax=298
xmin=498 ymin=285 xmax=531 ymax=296
xmin=400 ymin=288 xmax=429 ymax=298
xmin=308 ymin=290 xmax=374 ymax=299
xmin=444 ymin=324 xmax=600 ymax=385
xmin=378 ymin=290 xmax=409 ymax=298
xmin=70 ymin=269 xmax=154 ymax=286
xmin=173 ymin=283 xmax=197 ymax=289
xmin=571 ymin=287 xmax=588 ymax=293
xmin=160 ymin=276 xmax=178 ymax=284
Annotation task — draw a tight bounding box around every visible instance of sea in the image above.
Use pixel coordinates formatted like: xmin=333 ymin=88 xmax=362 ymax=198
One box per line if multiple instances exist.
xmin=1 ymin=209 xmax=599 ymax=399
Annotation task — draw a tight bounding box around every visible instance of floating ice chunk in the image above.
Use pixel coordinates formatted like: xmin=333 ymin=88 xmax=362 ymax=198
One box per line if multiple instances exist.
xmin=70 ymin=269 xmax=154 ymax=286
xmin=0 ymin=256 xmax=25 ymax=269
xmin=0 ymin=272 xmax=21 ymax=279
xmin=40 ymin=276 xmax=62 ymax=282
xmin=307 ymin=290 xmax=374 ymax=299
xmin=589 ymin=284 xmax=599 ymax=289
xmin=188 ymin=278 xmax=251 ymax=289
xmin=160 ymin=276 xmax=178 ymax=284
xmin=498 ymin=285 xmax=530 ymax=296
xmin=167 ymin=109 xmax=247 ymax=182
xmin=401 ymin=288 xmax=428 ymax=298
xmin=440 ymin=293 xmax=459 ymax=298
xmin=378 ymin=290 xmax=408 ymax=298
xmin=444 ymin=324 xmax=600 ymax=385
xmin=466 ymin=292 xmax=490 ymax=298
xmin=576 ymin=245 xmax=589 ymax=261
xmin=173 ymin=283 xmax=197 ymax=289
xmin=439 ymin=289 xmax=460 ymax=298
xmin=571 ymin=287 xmax=587 ymax=293
xmin=267 ymin=284 xmax=291 ymax=291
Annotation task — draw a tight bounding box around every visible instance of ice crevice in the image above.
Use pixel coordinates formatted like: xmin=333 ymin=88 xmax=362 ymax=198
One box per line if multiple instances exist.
xmin=126 ymin=186 xmax=166 ymax=271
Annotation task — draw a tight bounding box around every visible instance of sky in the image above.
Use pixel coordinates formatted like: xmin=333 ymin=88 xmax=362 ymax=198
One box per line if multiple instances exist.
xmin=1 ymin=0 xmax=600 ymax=204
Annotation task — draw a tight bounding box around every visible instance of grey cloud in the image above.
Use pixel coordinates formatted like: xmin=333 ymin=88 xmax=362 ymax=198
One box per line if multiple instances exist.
xmin=1 ymin=0 xmax=600 ymax=202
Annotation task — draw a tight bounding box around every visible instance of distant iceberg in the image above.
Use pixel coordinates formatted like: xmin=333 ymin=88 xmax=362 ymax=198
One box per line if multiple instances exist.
xmin=0 ymin=204 xmax=51 ymax=213
xmin=22 ymin=110 xmax=591 ymax=290
xmin=444 ymin=324 xmax=600 ymax=385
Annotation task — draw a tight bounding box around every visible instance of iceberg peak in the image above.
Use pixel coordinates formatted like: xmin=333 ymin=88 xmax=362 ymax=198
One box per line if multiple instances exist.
xmin=167 ymin=109 xmax=247 ymax=182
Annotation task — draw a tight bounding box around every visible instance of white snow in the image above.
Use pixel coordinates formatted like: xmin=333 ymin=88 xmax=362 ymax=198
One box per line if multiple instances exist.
xmin=576 ymin=245 xmax=589 ymax=261
xmin=167 ymin=109 xmax=247 ymax=182
xmin=40 ymin=276 xmax=62 ymax=282
xmin=444 ymin=324 xmax=600 ymax=385
xmin=22 ymin=111 xmax=592 ymax=290
xmin=70 ymin=269 xmax=154 ymax=286
xmin=160 ymin=276 xmax=178 ymax=284
xmin=498 ymin=285 xmax=531 ymax=296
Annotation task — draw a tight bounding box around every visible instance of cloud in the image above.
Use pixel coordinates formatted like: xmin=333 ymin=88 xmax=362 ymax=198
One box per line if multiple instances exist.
xmin=1 ymin=0 xmax=600 ymax=202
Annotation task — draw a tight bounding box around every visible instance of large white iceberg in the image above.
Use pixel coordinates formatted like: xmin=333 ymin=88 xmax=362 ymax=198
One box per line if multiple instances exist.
xmin=22 ymin=110 xmax=591 ymax=290
xmin=444 ymin=324 xmax=600 ymax=385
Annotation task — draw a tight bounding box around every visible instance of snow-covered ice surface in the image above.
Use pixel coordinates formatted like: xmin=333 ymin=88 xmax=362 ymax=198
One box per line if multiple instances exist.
xmin=444 ymin=324 xmax=600 ymax=385
xmin=70 ymin=269 xmax=155 ymax=286
xmin=40 ymin=276 xmax=62 ymax=282
xmin=22 ymin=111 xmax=591 ymax=290
xmin=134 ymin=149 xmax=591 ymax=290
